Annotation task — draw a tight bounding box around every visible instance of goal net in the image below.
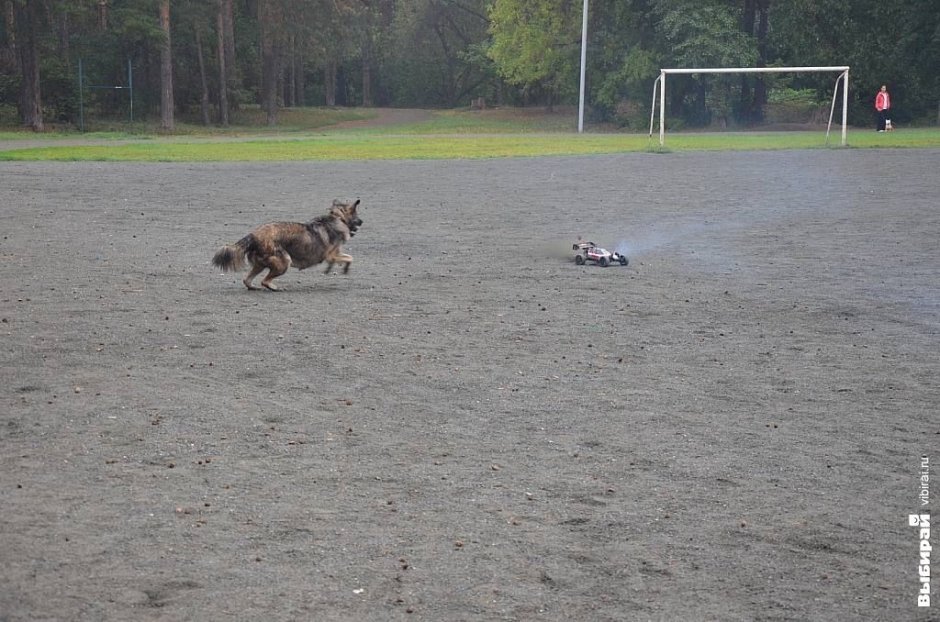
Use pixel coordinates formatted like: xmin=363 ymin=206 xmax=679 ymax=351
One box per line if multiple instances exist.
xmin=648 ymin=66 xmax=850 ymax=147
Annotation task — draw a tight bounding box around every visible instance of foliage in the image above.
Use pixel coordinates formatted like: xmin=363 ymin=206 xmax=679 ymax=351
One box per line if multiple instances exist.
xmin=655 ymin=1 xmax=757 ymax=69
xmin=1 ymin=0 xmax=938 ymax=129
xmin=768 ymin=0 xmax=940 ymax=124
xmin=487 ymin=0 xmax=582 ymax=102
xmin=653 ymin=0 xmax=758 ymax=126
xmin=766 ymin=88 xmax=823 ymax=106
xmin=586 ymin=1 xmax=659 ymax=126
xmin=383 ymin=0 xmax=492 ymax=107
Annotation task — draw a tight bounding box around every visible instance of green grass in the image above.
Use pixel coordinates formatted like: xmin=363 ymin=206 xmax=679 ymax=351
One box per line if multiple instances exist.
xmin=657 ymin=127 xmax=940 ymax=150
xmin=1 ymin=107 xmax=938 ymax=161
xmin=0 ymin=107 xmax=374 ymax=141
xmin=346 ymin=109 xmax=582 ymax=135
xmin=0 ymin=134 xmax=643 ymax=161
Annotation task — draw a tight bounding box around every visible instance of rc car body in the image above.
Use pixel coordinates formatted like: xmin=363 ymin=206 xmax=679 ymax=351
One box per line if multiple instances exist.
xmin=573 ymin=241 xmax=628 ymax=267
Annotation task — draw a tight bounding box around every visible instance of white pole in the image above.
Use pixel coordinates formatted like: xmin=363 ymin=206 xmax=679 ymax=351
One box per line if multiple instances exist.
xmin=841 ymin=69 xmax=849 ymax=146
xmin=578 ymin=0 xmax=588 ymax=133
xmin=826 ymin=73 xmax=841 ymax=145
xmin=659 ymin=71 xmax=666 ymax=146
xmin=661 ymin=66 xmax=849 ymax=75
xmin=648 ymin=75 xmax=661 ymax=139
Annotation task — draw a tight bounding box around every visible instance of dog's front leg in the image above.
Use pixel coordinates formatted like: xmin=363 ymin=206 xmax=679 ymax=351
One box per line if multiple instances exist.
xmin=336 ymin=252 xmax=353 ymax=274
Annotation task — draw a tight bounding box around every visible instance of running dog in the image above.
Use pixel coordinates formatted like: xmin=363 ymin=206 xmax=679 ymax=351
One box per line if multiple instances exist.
xmin=212 ymin=199 xmax=363 ymax=290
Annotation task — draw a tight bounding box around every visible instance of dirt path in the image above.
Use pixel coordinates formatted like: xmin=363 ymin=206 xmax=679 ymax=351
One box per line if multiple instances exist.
xmin=1 ymin=151 xmax=938 ymax=621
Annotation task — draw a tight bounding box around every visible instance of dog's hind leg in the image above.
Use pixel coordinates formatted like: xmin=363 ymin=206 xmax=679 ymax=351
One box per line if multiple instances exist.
xmin=261 ymin=253 xmax=291 ymax=291
xmin=243 ymin=264 xmax=264 ymax=290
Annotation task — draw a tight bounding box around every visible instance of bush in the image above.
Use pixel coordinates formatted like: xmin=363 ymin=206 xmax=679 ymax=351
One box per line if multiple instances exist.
xmin=764 ymin=88 xmax=828 ymax=125
xmin=767 ymin=87 xmax=821 ymax=106
xmin=611 ymin=99 xmax=651 ymax=130
xmin=0 ymin=103 xmax=18 ymax=126
xmin=41 ymin=58 xmax=79 ymax=123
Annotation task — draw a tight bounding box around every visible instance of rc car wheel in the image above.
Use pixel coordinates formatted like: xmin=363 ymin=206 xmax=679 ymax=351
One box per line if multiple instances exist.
xmin=599 ymin=257 xmax=609 ymax=267
xmin=575 ymin=255 xmax=585 ymax=265
xmin=618 ymin=256 xmax=628 ymax=266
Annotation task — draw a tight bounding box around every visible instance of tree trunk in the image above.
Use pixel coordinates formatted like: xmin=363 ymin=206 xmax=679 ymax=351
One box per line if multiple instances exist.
xmin=751 ymin=0 xmax=770 ymax=122
xmin=195 ymin=24 xmax=210 ymax=126
xmin=296 ymin=56 xmax=305 ymax=107
xmin=97 ymin=0 xmax=108 ymax=30
xmin=361 ymin=45 xmax=373 ymax=107
xmin=433 ymin=22 xmax=457 ymax=106
xmin=14 ymin=0 xmax=42 ymax=131
xmin=325 ymin=59 xmax=337 ymax=106
xmin=259 ymin=0 xmax=279 ymax=126
xmin=222 ymin=0 xmax=235 ymax=60
xmin=739 ymin=0 xmax=755 ymax=121
xmin=159 ymin=0 xmax=174 ymax=131
xmin=221 ymin=0 xmax=237 ymax=111
xmin=4 ymin=1 xmax=14 ymax=43
xmin=216 ymin=1 xmax=229 ymax=125
xmin=285 ymin=36 xmax=295 ymax=108
xmin=55 ymin=7 xmax=69 ymax=66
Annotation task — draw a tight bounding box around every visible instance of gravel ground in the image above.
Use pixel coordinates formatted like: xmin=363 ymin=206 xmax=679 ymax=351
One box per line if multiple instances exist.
xmin=0 ymin=150 xmax=937 ymax=621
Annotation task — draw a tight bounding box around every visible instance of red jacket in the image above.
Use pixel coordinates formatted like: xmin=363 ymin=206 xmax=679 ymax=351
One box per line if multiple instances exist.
xmin=875 ymin=91 xmax=890 ymax=111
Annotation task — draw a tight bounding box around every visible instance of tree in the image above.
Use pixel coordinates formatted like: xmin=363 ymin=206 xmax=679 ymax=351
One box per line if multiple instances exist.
xmin=384 ymin=0 xmax=492 ymax=107
xmin=654 ymin=0 xmax=758 ymax=126
xmin=258 ymin=0 xmax=281 ymax=125
xmin=739 ymin=0 xmax=769 ymax=122
xmin=587 ymin=0 xmax=659 ymax=126
xmin=769 ymin=0 xmax=940 ymax=125
xmin=159 ymin=0 xmax=174 ymax=130
xmin=12 ymin=0 xmax=43 ymax=130
xmin=215 ymin=0 xmax=229 ymax=124
xmin=1 ymin=0 xmax=937 ymax=129
xmin=487 ymin=0 xmax=582 ymax=107
xmin=193 ymin=17 xmax=210 ymax=125
xmin=220 ymin=0 xmax=235 ymax=109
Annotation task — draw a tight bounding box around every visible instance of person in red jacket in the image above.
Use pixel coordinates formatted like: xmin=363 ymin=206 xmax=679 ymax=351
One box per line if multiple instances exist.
xmin=875 ymin=85 xmax=891 ymax=132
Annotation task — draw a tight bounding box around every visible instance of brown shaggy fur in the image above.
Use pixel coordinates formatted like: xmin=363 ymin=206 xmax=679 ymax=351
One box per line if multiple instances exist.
xmin=212 ymin=199 xmax=363 ymax=291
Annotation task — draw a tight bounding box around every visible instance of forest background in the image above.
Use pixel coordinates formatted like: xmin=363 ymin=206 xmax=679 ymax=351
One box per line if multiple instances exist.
xmin=2 ymin=0 xmax=939 ymax=133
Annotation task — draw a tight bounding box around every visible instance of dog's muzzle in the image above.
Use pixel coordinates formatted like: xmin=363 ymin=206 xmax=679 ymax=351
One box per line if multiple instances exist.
xmin=349 ymin=218 xmax=363 ymax=236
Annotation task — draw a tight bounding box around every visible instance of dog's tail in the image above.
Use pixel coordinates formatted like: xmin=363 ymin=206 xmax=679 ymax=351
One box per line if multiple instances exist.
xmin=212 ymin=235 xmax=253 ymax=272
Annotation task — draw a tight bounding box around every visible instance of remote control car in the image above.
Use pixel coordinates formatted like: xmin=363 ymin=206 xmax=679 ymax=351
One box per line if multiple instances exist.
xmin=573 ymin=241 xmax=628 ymax=267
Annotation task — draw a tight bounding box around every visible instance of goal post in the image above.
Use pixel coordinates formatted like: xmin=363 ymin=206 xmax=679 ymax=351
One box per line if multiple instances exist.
xmin=649 ymin=66 xmax=850 ymax=147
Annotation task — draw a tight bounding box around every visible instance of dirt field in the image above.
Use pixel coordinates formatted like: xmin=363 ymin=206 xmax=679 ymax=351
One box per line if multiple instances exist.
xmin=1 ymin=150 xmax=937 ymax=621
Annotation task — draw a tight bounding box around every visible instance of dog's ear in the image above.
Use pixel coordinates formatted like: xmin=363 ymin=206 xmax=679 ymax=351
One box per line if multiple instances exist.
xmin=332 ymin=198 xmax=360 ymax=210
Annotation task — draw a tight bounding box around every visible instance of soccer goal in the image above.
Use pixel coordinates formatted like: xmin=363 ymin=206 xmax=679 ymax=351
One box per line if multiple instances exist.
xmin=648 ymin=66 xmax=850 ymax=147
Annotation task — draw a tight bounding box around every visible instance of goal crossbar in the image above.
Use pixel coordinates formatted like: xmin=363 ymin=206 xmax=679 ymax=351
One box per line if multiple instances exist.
xmin=649 ymin=66 xmax=850 ymax=147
